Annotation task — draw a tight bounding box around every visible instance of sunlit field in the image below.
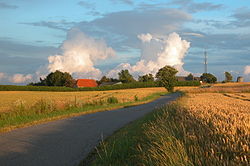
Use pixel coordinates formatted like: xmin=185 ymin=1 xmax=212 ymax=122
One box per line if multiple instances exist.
xmin=0 ymin=87 xmax=166 ymax=112
xmin=88 ymin=83 xmax=250 ymax=165
xmin=183 ymin=93 xmax=249 ymax=164
xmin=178 ymin=82 xmax=250 ymax=93
xmin=213 ymin=82 xmax=250 ymax=87
xmin=186 ymin=93 xmax=250 ymax=134
xmin=0 ymin=87 xmax=167 ymax=132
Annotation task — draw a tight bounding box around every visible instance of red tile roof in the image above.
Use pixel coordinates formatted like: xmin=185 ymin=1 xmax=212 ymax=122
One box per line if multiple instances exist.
xmin=76 ymin=79 xmax=98 ymax=87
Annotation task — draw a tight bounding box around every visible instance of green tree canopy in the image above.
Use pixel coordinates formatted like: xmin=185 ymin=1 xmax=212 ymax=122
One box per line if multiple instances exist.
xmin=36 ymin=70 xmax=74 ymax=87
xmin=138 ymin=74 xmax=154 ymax=82
xmin=156 ymin=66 xmax=178 ymax=92
xmin=224 ymin=72 xmax=233 ymax=82
xmin=118 ymin=69 xmax=135 ymax=83
xmin=186 ymin=73 xmax=194 ymax=81
xmin=200 ymin=73 xmax=217 ymax=83
xmin=99 ymin=76 xmax=111 ymax=83
xmin=97 ymin=76 xmax=119 ymax=85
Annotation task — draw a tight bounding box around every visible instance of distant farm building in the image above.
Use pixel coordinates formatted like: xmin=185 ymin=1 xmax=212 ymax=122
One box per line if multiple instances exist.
xmin=76 ymin=79 xmax=98 ymax=88
xmin=99 ymin=82 xmax=122 ymax=86
xmin=176 ymin=76 xmax=200 ymax=81
xmin=237 ymin=77 xmax=244 ymax=82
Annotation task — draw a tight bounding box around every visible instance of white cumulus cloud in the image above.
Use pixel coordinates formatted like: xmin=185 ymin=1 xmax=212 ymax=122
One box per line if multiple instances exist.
xmin=0 ymin=72 xmax=33 ymax=84
xmin=137 ymin=33 xmax=153 ymax=43
xmin=9 ymin=74 xmax=33 ymax=83
xmin=47 ymin=28 xmax=116 ymax=79
xmin=244 ymin=65 xmax=250 ymax=75
xmin=107 ymin=32 xmax=190 ymax=78
xmin=0 ymin=72 xmax=5 ymax=80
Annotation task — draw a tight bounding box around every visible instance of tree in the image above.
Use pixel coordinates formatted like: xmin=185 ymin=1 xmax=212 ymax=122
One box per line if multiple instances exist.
xmin=138 ymin=74 xmax=154 ymax=82
xmin=225 ymin=72 xmax=233 ymax=82
xmin=118 ymin=69 xmax=135 ymax=83
xmin=156 ymin=65 xmax=178 ymax=92
xmin=97 ymin=76 xmax=110 ymax=85
xmin=110 ymin=78 xmax=119 ymax=82
xmin=65 ymin=78 xmax=77 ymax=88
xmin=200 ymin=73 xmax=217 ymax=83
xmin=30 ymin=70 xmax=74 ymax=87
xmin=186 ymin=73 xmax=194 ymax=81
xmin=97 ymin=76 xmax=120 ymax=85
xmin=100 ymin=76 xmax=111 ymax=83
xmin=45 ymin=70 xmax=74 ymax=86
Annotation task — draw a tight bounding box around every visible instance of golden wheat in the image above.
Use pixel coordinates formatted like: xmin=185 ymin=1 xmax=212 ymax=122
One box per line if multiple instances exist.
xmin=213 ymin=82 xmax=250 ymax=87
xmin=179 ymin=83 xmax=250 ymax=93
xmin=0 ymin=87 xmax=166 ymax=112
xmin=185 ymin=93 xmax=250 ymax=134
xmin=183 ymin=93 xmax=250 ymax=164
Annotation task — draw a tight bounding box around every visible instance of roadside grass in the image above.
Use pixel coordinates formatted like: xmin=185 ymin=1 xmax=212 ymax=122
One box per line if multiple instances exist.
xmin=83 ymin=95 xmax=249 ymax=166
xmin=0 ymin=92 xmax=167 ymax=133
xmin=82 ymin=99 xmax=192 ymax=166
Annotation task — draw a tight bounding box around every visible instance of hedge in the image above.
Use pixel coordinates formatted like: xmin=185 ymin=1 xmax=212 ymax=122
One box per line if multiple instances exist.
xmin=0 ymin=81 xmax=200 ymax=92
xmin=176 ymin=80 xmax=201 ymax=86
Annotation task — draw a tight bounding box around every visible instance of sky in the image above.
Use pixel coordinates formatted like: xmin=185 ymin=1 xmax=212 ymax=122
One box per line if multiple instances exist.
xmin=0 ymin=0 xmax=250 ymax=84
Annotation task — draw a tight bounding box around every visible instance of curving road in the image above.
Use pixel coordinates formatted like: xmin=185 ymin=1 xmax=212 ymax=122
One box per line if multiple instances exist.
xmin=0 ymin=93 xmax=180 ymax=166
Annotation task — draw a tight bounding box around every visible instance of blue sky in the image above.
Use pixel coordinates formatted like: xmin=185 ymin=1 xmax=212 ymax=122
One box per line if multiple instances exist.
xmin=0 ymin=0 xmax=250 ymax=84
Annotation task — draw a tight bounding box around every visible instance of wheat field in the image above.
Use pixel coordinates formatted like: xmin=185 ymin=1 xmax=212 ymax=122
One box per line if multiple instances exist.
xmin=87 ymin=83 xmax=250 ymax=165
xmin=182 ymin=93 xmax=250 ymax=164
xmin=177 ymin=82 xmax=250 ymax=93
xmin=0 ymin=87 xmax=166 ymax=112
xmin=185 ymin=93 xmax=250 ymax=135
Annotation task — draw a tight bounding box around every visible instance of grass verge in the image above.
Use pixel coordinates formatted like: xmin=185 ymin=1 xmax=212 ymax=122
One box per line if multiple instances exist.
xmin=82 ymin=95 xmax=249 ymax=166
xmin=0 ymin=92 xmax=167 ymax=133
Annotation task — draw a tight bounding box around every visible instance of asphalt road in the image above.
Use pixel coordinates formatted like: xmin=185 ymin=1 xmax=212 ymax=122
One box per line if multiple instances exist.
xmin=0 ymin=92 xmax=180 ymax=166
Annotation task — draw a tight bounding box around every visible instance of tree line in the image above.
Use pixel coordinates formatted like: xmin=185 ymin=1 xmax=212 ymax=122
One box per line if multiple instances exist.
xmin=29 ymin=66 xmax=178 ymax=92
xmin=29 ymin=65 xmax=232 ymax=92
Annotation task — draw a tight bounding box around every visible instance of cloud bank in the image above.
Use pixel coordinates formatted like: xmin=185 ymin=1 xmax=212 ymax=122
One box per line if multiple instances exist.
xmin=244 ymin=65 xmax=250 ymax=75
xmin=0 ymin=72 xmax=5 ymax=80
xmin=0 ymin=73 xmax=33 ymax=84
xmin=108 ymin=32 xmax=190 ymax=78
xmin=170 ymin=0 xmax=223 ymax=13
xmin=9 ymin=74 xmax=33 ymax=83
xmin=0 ymin=31 xmax=191 ymax=83
xmin=46 ymin=30 xmax=190 ymax=80
xmin=47 ymin=28 xmax=115 ymax=79
xmin=76 ymin=8 xmax=192 ymax=51
xmin=0 ymin=2 xmax=18 ymax=9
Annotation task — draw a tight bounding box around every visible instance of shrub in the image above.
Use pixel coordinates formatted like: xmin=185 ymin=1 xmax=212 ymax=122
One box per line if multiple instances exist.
xmin=224 ymin=71 xmax=233 ymax=82
xmin=107 ymin=96 xmax=118 ymax=104
xmin=134 ymin=95 xmax=139 ymax=101
xmin=200 ymin=73 xmax=217 ymax=83
xmin=176 ymin=81 xmax=201 ymax=86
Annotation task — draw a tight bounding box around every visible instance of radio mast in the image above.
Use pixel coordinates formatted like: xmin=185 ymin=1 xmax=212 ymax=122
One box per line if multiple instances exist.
xmin=204 ymin=50 xmax=208 ymax=73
